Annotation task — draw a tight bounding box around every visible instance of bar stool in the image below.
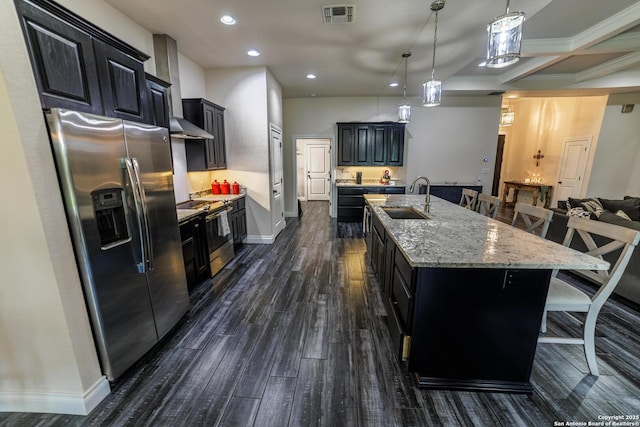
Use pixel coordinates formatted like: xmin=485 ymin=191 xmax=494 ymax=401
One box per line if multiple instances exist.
xmin=476 ymin=194 xmax=501 ymax=219
xmin=511 ymin=202 xmax=553 ymax=238
xmin=459 ymin=188 xmax=478 ymax=210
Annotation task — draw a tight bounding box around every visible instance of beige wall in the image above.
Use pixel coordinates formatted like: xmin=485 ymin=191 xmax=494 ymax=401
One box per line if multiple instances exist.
xmin=283 ymin=96 xmax=502 ymax=216
xmin=204 ymin=67 xmax=279 ymax=243
xmin=499 ymin=96 xmax=608 ymax=206
xmin=588 ymin=102 xmax=640 ymax=198
xmin=0 ymin=0 xmax=108 ymax=412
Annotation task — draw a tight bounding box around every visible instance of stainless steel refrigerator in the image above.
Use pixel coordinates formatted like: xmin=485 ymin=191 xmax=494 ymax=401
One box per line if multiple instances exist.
xmin=46 ymin=108 xmax=189 ymax=381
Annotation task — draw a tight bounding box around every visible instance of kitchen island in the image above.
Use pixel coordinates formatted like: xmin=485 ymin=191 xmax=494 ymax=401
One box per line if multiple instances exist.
xmin=364 ymin=194 xmax=608 ymax=393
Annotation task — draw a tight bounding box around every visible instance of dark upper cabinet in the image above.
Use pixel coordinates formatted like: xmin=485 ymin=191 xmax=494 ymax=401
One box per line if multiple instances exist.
xmin=370 ymin=125 xmax=387 ymax=165
xmin=15 ymin=0 xmax=102 ymax=115
xmin=15 ymin=0 xmax=152 ymax=123
xmin=337 ymin=124 xmax=355 ymax=164
xmin=94 ymin=40 xmax=149 ymax=123
xmin=354 ymin=125 xmax=370 ymax=165
xmin=337 ymin=122 xmax=405 ymax=166
xmin=182 ymin=98 xmax=227 ymax=171
xmin=386 ymin=124 xmax=404 ymax=166
xmin=145 ymin=74 xmax=170 ymax=128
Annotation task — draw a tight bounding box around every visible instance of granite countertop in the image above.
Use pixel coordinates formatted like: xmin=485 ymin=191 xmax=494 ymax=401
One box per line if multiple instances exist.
xmin=176 ymin=194 xmax=245 ymax=223
xmin=192 ymin=194 xmax=245 ymax=203
xmin=336 ymin=179 xmax=405 ymax=187
xmin=365 ymin=194 xmax=609 ymax=270
xmin=177 ymin=209 xmax=202 ymax=222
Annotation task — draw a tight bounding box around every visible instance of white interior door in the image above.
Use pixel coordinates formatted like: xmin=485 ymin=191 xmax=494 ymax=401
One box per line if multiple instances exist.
xmin=270 ymin=124 xmax=285 ymax=238
xmin=306 ymin=144 xmax=330 ymax=201
xmin=555 ymin=137 xmax=592 ymax=203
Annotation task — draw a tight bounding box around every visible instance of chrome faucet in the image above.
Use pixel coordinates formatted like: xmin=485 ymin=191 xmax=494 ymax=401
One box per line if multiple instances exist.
xmin=409 ymin=176 xmax=431 ymax=213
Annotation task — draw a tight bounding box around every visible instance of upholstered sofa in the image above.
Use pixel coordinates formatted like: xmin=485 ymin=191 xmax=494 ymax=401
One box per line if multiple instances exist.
xmin=546 ymin=196 xmax=640 ymax=306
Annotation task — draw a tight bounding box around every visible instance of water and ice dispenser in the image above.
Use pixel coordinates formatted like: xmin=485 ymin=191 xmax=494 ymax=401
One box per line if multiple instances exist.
xmin=92 ymin=188 xmax=129 ymax=248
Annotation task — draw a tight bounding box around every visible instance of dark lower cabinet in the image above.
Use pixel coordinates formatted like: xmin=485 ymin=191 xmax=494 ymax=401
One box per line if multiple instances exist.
xmin=337 ymin=186 xmax=405 ymax=222
xmin=421 ymin=184 xmax=483 ymax=204
xmin=179 ymin=213 xmax=209 ymax=290
xmin=229 ymin=196 xmax=247 ymax=248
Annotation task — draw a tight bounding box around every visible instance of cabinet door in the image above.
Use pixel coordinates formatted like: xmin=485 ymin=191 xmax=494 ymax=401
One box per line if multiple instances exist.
xmin=370 ymin=125 xmax=387 ymax=165
xmin=354 ymin=125 xmax=370 ymax=165
xmin=337 ymin=124 xmax=355 ymax=165
xmin=238 ymin=209 xmax=247 ymax=241
xmin=145 ymin=77 xmax=170 ymax=128
xmin=213 ymin=106 xmax=227 ymax=169
xmin=202 ymin=103 xmax=219 ymax=169
xmin=191 ymin=216 xmax=209 ymax=281
xmin=15 ymin=0 xmax=103 ymax=114
xmin=94 ymin=40 xmax=149 ymax=123
xmin=386 ymin=124 xmax=405 ymax=166
xmin=383 ymin=233 xmax=396 ymax=299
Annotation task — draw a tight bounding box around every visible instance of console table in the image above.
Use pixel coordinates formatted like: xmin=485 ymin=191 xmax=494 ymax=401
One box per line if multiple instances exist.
xmin=502 ymin=181 xmax=552 ymax=208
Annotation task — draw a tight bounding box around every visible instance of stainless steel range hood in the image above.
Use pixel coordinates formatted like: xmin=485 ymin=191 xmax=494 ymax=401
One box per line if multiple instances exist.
xmin=169 ymin=116 xmax=213 ymax=139
xmin=153 ymin=34 xmax=212 ymax=139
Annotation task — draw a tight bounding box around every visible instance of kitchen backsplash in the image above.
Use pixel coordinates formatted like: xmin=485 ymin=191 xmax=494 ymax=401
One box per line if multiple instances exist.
xmin=335 ymin=166 xmax=405 ymax=181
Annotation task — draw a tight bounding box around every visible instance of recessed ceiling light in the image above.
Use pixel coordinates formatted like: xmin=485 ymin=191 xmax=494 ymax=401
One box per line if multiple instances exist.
xmin=389 ymin=82 xmax=399 ymax=87
xmin=247 ymin=49 xmax=260 ymax=57
xmin=220 ymin=15 xmax=236 ymax=25
xmin=306 ymin=74 xmax=317 ymax=79
xmin=310 ymin=93 xmax=317 ymax=97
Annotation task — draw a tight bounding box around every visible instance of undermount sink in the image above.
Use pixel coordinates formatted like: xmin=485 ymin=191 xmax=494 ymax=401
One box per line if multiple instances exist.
xmin=382 ymin=207 xmax=429 ymax=220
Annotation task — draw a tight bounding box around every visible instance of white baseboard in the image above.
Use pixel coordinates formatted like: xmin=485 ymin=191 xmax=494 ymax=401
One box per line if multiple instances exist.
xmin=245 ymin=234 xmax=275 ymax=244
xmin=0 ymin=376 xmax=110 ymax=415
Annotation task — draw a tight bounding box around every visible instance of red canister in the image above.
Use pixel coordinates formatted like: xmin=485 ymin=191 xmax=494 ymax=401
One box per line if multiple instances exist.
xmin=211 ymin=180 xmax=221 ymax=194
xmin=232 ymin=181 xmax=240 ymax=195
xmin=221 ymin=179 xmax=231 ymax=194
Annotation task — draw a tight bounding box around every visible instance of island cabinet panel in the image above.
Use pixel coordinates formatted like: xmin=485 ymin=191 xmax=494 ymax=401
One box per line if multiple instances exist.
xmin=15 ymin=0 xmax=103 ymax=115
xmin=337 ymin=122 xmax=405 ymax=166
xmin=385 ymin=246 xmax=415 ymax=361
xmin=408 ymin=268 xmax=551 ymax=393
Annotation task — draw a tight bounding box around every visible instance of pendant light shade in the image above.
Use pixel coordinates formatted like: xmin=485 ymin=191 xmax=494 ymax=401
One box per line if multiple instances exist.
xmin=486 ymin=0 xmax=525 ymax=68
xmin=422 ymin=1 xmax=445 ymax=107
xmin=422 ymin=80 xmax=441 ymax=107
xmin=398 ymin=52 xmax=412 ymax=123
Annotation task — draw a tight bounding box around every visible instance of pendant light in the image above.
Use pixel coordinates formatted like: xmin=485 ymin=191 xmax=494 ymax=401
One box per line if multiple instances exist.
xmin=398 ymin=52 xmax=412 ymax=123
xmin=486 ymin=0 xmax=525 ymax=68
xmin=422 ymin=0 xmax=445 ymax=107
xmin=500 ymin=96 xmax=515 ymax=126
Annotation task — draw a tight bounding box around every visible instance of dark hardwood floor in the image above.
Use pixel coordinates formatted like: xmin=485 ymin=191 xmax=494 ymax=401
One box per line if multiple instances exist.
xmin=2 ymin=201 xmax=640 ymax=426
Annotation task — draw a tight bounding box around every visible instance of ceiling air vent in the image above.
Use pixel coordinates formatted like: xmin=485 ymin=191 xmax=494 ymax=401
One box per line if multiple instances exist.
xmin=323 ymin=5 xmax=356 ymax=24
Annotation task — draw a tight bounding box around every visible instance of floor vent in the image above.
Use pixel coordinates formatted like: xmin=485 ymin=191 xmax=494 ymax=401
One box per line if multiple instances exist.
xmin=322 ymin=5 xmax=356 ymax=24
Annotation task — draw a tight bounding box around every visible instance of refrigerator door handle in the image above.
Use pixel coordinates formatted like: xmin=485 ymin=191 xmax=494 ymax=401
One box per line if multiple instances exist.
xmin=132 ymin=157 xmax=154 ymax=271
xmin=123 ymin=157 xmax=147 ymax=273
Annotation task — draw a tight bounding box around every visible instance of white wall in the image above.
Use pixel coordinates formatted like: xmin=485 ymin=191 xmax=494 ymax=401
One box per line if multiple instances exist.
xmin=204 ymin=67 xmax=277 ymax=242
xmin=170 ymin=53 xmax=209 ymax=203
xmin=283 ymin=96 xmax=502 ymax=215
xmin=587 ymin=103 xmax=640 ymax=198
xmin=0 ymin=1 xmax=110 ymax=414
